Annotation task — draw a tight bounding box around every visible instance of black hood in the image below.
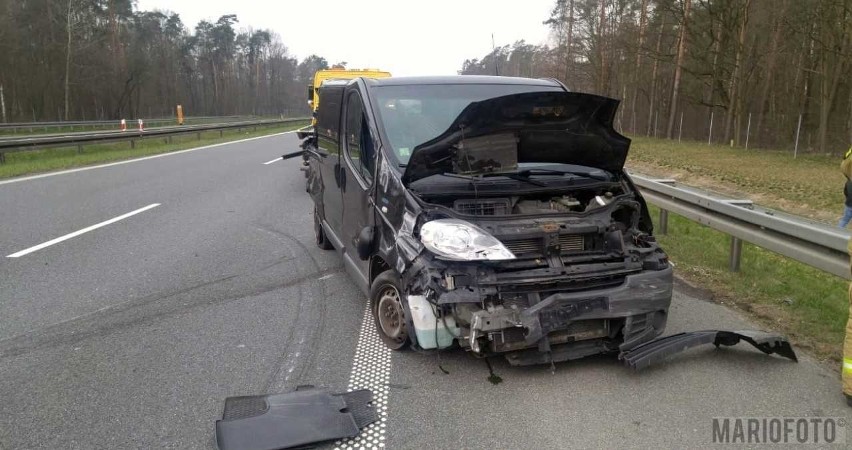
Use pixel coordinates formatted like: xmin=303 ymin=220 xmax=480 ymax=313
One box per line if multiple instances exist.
xmin=400 ymin=91 xmax=629 ymax=186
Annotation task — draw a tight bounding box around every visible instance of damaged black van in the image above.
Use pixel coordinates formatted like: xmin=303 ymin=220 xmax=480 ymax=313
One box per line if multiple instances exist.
xmin=292 ymin=76 xmax=673 ymax=366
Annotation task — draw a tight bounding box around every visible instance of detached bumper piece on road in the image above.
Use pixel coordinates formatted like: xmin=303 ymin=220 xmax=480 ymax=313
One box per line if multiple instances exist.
xmin=618 ymin=330 xmax=799 ymax=371
xmin=215 ymin=387 xmax=378 ymax=450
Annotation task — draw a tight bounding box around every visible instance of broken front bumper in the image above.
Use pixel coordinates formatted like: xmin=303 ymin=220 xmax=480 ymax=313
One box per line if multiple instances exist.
xmin=618 ymin=330 xmax=798 ymax=370
xmin=408 ymin=264 xmax=673 ymax=365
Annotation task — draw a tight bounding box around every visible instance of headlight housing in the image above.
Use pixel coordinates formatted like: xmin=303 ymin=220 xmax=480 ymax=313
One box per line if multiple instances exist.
xmin=419 ymin=219 xmax=516 ymax=261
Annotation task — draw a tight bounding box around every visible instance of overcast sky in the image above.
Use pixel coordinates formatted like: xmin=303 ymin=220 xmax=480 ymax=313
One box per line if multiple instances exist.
xmin=135 ymin=0 xmax=555 ymax=76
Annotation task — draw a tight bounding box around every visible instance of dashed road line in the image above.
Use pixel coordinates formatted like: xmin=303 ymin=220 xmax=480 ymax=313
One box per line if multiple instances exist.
xmin=6 ymin=203 xmax=160 ymax=258
xmin=335 ymin=305 xmax=391 ymax=450
xmin=262 ymin=157 xmax=283 ymax=165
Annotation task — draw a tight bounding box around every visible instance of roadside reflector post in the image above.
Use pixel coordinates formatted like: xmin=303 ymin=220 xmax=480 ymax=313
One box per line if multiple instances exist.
xmin=729 ymin=237 xmax=743 ymax=272
xmin=745 ymin=113 xmax=751 ymax=149
xmin=120 ymin=119 xmax=127 ymax=132
xmin=708 ymin=111 xmax=714 ymax=145
xmin=793 ymin=114 xmax=802 ymax=159
xmin=659 ymin=209 xmax=669 ymax=235
xmin=138 ymin=119 xmax=144 ymax=132
xmin=176 ymin=104 xmax=184 ymax=125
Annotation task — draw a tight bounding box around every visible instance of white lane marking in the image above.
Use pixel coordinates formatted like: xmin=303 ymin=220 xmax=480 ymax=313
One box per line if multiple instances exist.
xmin=318 ymin=274 xmax=335 ymax=280
xmin=334 ymin=306 xmax=392 ymax=450
xmin=262 ymin=157 xmax=283 ymax=165
xmin=6 ymin=203 xmax=160 ymax=258
xmin=0 ymin=131 xmax=300 ymax=186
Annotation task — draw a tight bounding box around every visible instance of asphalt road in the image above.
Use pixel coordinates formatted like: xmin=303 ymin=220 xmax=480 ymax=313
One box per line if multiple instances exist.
xmin=1 ymin=132 xmax=850 ymax=449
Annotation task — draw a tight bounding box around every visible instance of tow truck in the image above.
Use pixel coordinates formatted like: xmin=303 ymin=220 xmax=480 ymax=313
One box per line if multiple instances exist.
xmin=296 ymin=68 xmax=391 ymax=140
xmin=294 ymin=69 xmax=391 ymax=185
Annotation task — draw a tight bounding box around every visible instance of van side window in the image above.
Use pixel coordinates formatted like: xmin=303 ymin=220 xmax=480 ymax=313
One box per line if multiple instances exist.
xmin=317 ymin=86 xmax=343 ymax=155
xmin=344 ymin=93 xmax=374 ymax=185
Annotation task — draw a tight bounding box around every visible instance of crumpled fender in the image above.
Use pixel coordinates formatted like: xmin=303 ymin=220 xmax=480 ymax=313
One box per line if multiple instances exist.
xmin=618 ymin=330 xmax=798 ymax=371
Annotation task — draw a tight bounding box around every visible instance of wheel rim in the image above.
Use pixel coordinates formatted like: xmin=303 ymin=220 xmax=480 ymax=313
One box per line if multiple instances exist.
xmin=376 ymin=285 xmax=406 ymax=343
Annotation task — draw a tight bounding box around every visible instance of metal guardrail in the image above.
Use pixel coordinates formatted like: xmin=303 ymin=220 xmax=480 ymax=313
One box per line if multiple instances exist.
xmin=0 ymin=116 xmax=251 ymax=132
xmin=630 ymin=173 xmax=851 ymax=280
xmin=0 ymin=118 xmax=309 ymax=160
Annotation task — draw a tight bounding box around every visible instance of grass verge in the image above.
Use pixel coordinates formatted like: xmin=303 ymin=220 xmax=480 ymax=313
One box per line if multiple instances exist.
xmin=0 ymin=121 xmax=308 ymax=179
xmin=628 ymin=136 xmax=845 ymax=223
xmin=650 ymin=203 xmax=847 ymax=363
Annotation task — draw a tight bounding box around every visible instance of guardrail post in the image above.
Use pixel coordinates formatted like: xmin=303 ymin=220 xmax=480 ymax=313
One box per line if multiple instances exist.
xmin=659 ymin=209 xmax=669 ymax=235
xmin=196 ymin=132 xmax=201 ymax=140
xmin=76 ymin=144 xmax=82 ymax=154
xmin=130 ymin=139 xmax=135 ymax=149
xmin=729 ymin=237 xmax=743 ymax=272
xmin=219 ymin=130 xmax=223 ymax=138
xmin=0 ymin=153 xmax=5 ymax=164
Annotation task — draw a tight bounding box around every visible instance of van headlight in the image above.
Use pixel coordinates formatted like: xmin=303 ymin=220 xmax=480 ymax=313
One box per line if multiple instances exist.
xmin=419 ymin=219 xmax=516 ymax=261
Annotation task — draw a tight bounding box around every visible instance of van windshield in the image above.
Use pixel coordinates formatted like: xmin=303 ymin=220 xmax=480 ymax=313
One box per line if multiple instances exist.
xmin=372 ymin=83 xmax=562 ymax=165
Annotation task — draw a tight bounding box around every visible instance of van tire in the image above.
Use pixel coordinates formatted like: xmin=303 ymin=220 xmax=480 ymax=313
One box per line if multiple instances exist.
xmin=370 ymin=270 xmax=410 ymax=350
xmin=314 ymin=207 xmax=334 ymax=250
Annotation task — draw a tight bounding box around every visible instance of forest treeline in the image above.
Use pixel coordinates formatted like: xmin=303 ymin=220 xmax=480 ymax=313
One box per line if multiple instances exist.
xmin=461 ymin=0 xmax=852 ymax=152
xmin=0 ymin=0 xmax=331 ymax=122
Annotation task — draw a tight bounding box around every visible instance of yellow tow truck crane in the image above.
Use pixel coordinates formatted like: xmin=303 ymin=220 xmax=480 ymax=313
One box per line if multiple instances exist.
xmin=295 ymin=68 xmax=391 ymax=186
xmin=296 ymin=68 xmax=391 ymax=140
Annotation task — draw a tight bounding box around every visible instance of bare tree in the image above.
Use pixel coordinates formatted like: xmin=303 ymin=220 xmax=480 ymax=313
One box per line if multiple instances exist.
xmin=666 ymin=0 xmax=691 ymax=138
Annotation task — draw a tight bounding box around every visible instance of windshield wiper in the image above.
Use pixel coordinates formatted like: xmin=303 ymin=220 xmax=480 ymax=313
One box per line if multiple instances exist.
xmin=504 ymin=168 xmax=612 ymax=182
xmin=496 ymin=173 xmax=547 ymax=187
xmin=435 ymin=172 xmax=546 ymax=187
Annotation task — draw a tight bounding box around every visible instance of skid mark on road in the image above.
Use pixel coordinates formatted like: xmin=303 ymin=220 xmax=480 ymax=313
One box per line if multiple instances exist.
xmin=0 ymin=262 xmax=342 ymax=359
xmin=335 ymin=306 xmax=392 ymax=450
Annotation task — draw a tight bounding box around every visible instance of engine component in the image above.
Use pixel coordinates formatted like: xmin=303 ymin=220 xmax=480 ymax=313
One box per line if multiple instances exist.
xmin=408 ymin=295 xmax=459 ymax=349
xmin=453 ymin=198 xmax=511 ymax=216
xmin=585 ymin=192 xmax=615 ymax=211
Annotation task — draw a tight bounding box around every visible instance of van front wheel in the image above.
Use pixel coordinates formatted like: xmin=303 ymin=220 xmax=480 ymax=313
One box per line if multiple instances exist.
xmin=370 ymin=270 xmax=410 ymax=350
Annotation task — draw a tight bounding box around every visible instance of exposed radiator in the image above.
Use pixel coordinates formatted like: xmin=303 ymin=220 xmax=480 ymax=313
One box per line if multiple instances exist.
xmin=501 ymin=234 xmax=585 ymax=256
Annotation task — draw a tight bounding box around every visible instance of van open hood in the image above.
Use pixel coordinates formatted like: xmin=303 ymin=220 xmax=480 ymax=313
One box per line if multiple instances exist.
xmin=400 ymin=91 xmax=630 ymax=186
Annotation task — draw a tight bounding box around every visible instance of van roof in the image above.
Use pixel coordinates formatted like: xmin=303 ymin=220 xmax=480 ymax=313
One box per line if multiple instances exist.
xmin=366 ymin=75 xmax=564 ymax=87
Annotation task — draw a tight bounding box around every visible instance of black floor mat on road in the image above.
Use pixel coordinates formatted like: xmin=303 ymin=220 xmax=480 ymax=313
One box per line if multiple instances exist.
xmin=215 ymin=388 xmax=377 ymax=450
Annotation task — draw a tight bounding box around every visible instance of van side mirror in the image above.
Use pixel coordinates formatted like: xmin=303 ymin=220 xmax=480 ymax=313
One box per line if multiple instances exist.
xmin=356 ymin=226 xmax=374 ymax=261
